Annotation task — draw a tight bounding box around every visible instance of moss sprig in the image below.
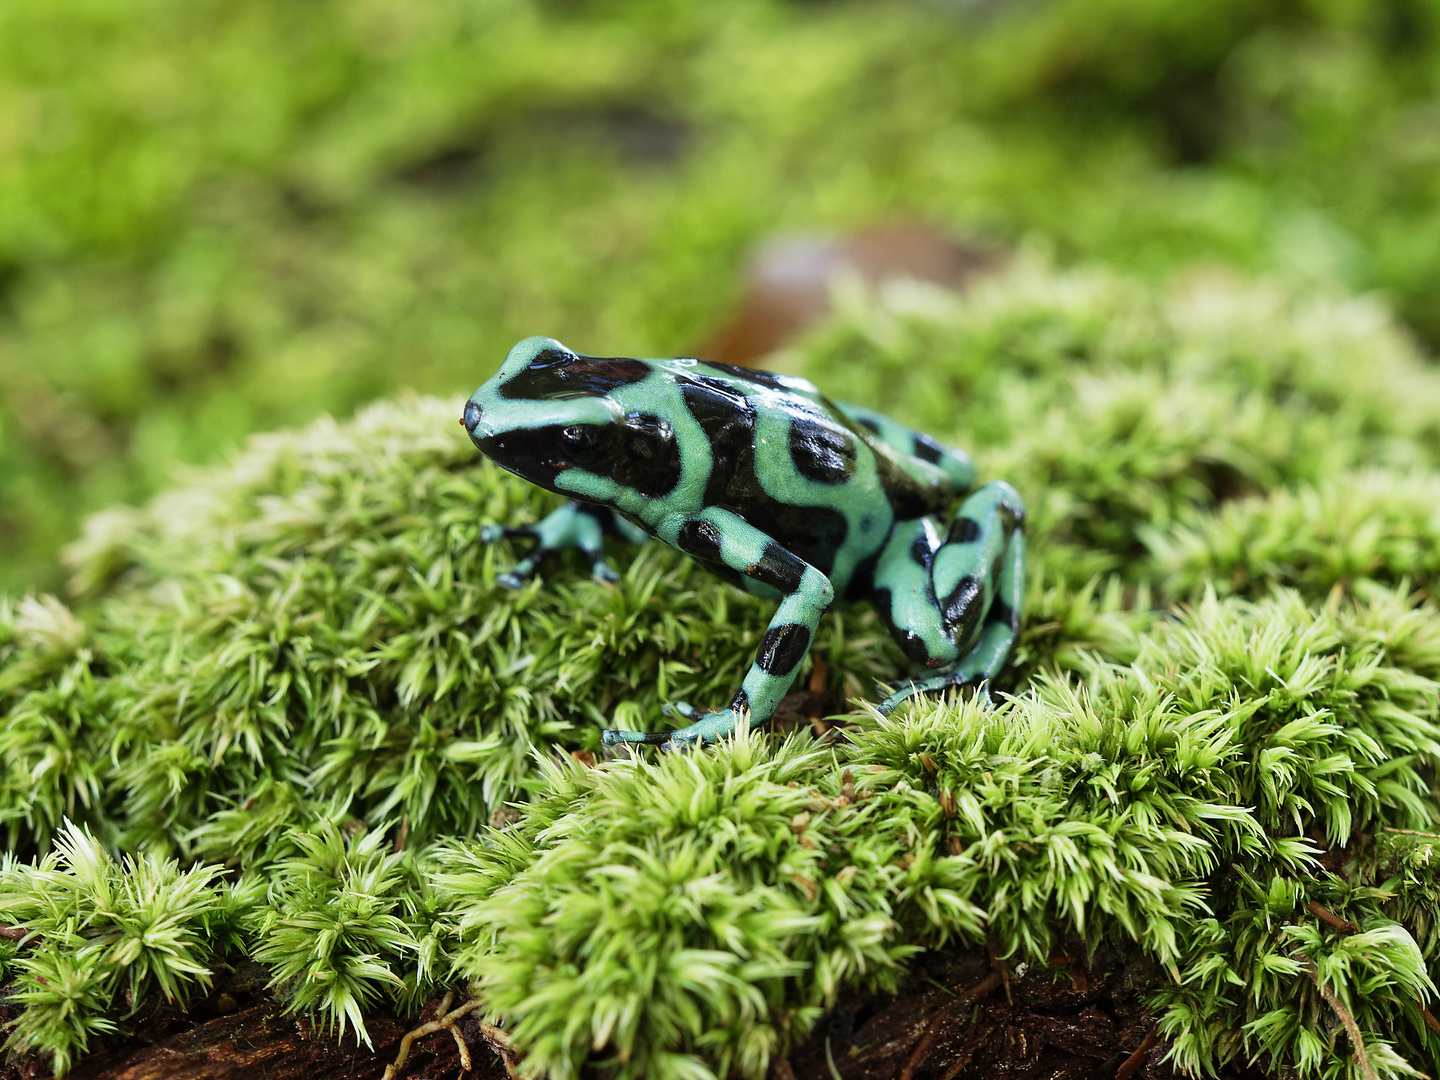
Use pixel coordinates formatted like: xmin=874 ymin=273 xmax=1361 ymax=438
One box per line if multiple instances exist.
xmin=0 ymin=823 xmax=234 ymax=1075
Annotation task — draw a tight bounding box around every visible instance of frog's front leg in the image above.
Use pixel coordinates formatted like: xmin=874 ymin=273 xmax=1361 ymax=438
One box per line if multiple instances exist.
xmin=602 ymin=509 xmax=835 ymax=751
xmin=873 ymin=481 xmax=1027 ymax=713
xmin=483 ymin=500 xmax=646 ymax=589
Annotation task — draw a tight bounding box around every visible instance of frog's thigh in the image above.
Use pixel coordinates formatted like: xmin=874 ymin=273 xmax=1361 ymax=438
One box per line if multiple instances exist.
xmin=834 ymin=401 xmax=975 ymax=489
xmin=876 ymin=501 xmax=1026 ymax=714
xmin=871 ymin=518 xmax=956 ymax=668
xmin=951 ymin=525 xmax=1025 ymax=683
xmin=673 ymin=509 xmax=835 ymax=725
xmin=930 ymin=481 xmax=1024 ymax=641
xmin=872 ymin=481 xmax=1025 ymax=668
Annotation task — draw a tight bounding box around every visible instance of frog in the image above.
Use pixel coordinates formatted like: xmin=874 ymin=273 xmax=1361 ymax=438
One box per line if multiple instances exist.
xmin=462 ymin=336 xmax=1026 ymax=751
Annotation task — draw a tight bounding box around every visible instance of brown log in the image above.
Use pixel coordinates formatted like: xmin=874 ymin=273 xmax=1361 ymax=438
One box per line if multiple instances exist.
xmin=2 ymin=946 xmax=1273 ymax=1080
xmin=0 ymin=982 xmax=509 ymax=1080
xmin=780 ymin=945 xmax=1269 ymax=1080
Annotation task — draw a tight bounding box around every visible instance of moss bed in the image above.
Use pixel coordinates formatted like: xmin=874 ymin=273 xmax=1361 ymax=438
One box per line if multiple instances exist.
xmin=1 ymin=259 xmax=1438 ymax=1078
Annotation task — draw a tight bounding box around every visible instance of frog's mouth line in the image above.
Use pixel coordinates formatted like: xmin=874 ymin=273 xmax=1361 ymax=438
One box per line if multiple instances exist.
xmin=471 ymin=424 xmax=578 ymax=490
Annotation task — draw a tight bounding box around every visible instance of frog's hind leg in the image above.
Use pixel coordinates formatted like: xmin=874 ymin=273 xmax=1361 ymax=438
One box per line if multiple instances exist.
xmin=874 ymin=482 xmax=1026 ymax=714
xmin=601 ymin=508 xmax=835 ymax=752
xmin=834 ymin=401 xmax=975 ymax=490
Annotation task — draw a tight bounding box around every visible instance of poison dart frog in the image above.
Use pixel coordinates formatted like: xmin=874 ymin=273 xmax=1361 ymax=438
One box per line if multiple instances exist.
xmin=462 ymin=336 xmax=1026 ymax=751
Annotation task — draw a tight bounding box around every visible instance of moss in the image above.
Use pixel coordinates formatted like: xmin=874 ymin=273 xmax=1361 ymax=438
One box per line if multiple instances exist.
xmin=2 ymin=262 xmax=1439 ymax=1077
xmin=0 ymin=823 xmax=239 ymax=1075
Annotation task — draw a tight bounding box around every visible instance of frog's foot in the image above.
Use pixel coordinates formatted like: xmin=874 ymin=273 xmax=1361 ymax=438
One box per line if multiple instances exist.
xmin=602 ymin=706 xmax=745 ymax=753
xmin=481 ymin=507 xmax=622 ymax=588
xmin=877 ymin=674 xmax=989 ymax=716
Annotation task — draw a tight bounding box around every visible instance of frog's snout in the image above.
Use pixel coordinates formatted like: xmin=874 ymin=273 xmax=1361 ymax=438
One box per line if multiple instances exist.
xmin=462 ymin=399 xmax=483 ymax=439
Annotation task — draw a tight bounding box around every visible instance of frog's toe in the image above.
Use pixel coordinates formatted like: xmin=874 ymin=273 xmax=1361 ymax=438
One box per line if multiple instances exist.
xmin=660 ymin=731 xmax=700 ymax=754
xmin=661 ymin=701 xmax=697 ymax=720
xmin=690 ymin=708 xmax=743 ymax=744
xmin=591 ymin=558 xmax=621 ymax=584
xmin=601 ymin=727 xmax=671 ymax=748
xmin=657 ymin=715 xmax=712 ymax=751
xmin=480 ymin=524 xmax=508 ymax=544
xmin=878 ymin=674 xmax=988 ymax=714
xmin=495 ymin=557 xmax=539 ymax=590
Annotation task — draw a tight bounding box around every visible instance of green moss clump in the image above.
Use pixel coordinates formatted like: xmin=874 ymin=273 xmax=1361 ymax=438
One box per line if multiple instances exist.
xmin=2 ymin=261 xmax=1440 ymax=1077
xmin=1149 ymin=472 xmax=1440 ymax=600
xmin=0 ymin=823 xmax=238 ymax=1075
xmin=249 ymin=823 xmax=446 ymax=1042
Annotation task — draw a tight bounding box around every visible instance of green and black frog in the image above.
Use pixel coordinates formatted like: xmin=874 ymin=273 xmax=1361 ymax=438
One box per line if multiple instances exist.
xmin=463 ymin=336 xmax=1026 ymax=751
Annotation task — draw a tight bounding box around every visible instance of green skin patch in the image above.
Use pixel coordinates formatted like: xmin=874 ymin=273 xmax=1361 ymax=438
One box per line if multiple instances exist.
xmin=464 ymin=336 xmax=1026 ymax=750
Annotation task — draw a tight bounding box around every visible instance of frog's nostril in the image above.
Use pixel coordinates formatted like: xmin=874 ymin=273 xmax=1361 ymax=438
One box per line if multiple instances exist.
xmin=463 ymin=400 xmax=483 ymax=435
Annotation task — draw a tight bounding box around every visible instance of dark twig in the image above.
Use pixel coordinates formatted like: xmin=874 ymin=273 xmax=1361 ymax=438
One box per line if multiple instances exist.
xmin=1383 ymin=826 xmax=1440 ymax=839
xmin=895 ymin=970 xmax=1004 ymax=1080
xmin=1418 ymin=997 xmax=1440 ymax=1038
xmin=1307 ymin=901 xmax=1358 ymax=935
xmin=1115 ymin=1026 xmax=1158 ymax=1080
xmin=1297 ymin=956 xmax=1376 ymax=1080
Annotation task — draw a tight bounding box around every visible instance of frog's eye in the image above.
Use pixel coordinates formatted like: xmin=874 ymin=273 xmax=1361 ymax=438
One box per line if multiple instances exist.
xmin=562 ymin=425 xmax=594 ymax=450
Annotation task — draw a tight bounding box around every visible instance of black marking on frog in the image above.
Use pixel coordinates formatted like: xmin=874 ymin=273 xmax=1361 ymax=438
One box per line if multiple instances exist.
xmin=989 ymin=598 xmax=1019 ymax=631
xmin=941 ymin=575 xmax=984 ymax=642
xmin=913 ymin=433 xmax=946 ymax=464
xmin=909 ymin=526 xmax=938 ymax=568
xmin=681 ymin=376 xmax=759 ymax=507
xmin=474 ymin=423 xmax=575 ymax=488
xmin=677 ymin=519 xmax=724 ymax=562
xmin=788 ymin=412 xmax=857 ymax=485
xmin=499 ymin=350 xmax=652 ymax=401
xmin=615 ymin=413 xmax=682 ymax=498
xmin=948 ymin=516 xmax=981 ymax=544
xmin=730 ymin=688 xmax=750 ymax=712
xmin=754 ymin=542 xmax=806 ymax=594
xmin=702 ymin=361 xmax=803 ymax=393
xmin=872 ymin=587 xmax=936 ymax=667
xmin=756 ymin=623 xmax=810 ymax=677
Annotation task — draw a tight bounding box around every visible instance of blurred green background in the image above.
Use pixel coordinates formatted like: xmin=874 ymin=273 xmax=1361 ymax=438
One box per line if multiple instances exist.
xmin=2 ymin=0 xmax=1437 ymax=594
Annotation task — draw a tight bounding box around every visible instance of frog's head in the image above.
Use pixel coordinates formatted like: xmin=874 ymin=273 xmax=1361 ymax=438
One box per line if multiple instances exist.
xmin=463 ymin=336 xmax=681 ymax=499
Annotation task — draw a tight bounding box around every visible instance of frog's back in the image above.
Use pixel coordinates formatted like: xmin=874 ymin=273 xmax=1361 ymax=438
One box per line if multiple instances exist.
xmin=662 ymin=359 xmax=950 ymax=588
